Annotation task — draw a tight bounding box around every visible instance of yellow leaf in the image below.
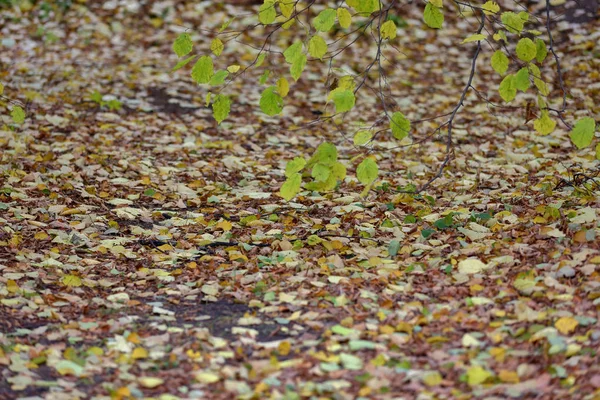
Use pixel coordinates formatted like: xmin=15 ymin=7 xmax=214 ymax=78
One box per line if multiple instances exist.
xmin=380 ymin=20 xmax=397 ymax=40
xmin=482 ymin=1 xmax=500 ymax=14
xmin=458 ymin=258 xmax=488 ymax=274
xmin=216 ymin=220 xmax=233 ymax=231
xmin=462 ymin=33 xmax=487 ymax=44
xmin=277 ymin=76 xmax=290 ymax=97
xmin=466 ymin=365 xmax=493 ymax=386
xmin=157 ymin=243 xmax=174 ymax=252
xmin=127 ymin=332 xmax=141 ymax=344
xmin=227 ymin=65 xmax=240 ymax=73
xmin=210 ymin=38 xmax=224 ymax=56
xmin=195 ymin=371 xmax=221 ymax=383
xmin=555 ymin=316 xmax=578 ymax=335
xmin=6 ymin=279 xmax=19 ymax=293
xmin=34 ymin=231 xmax=49 ymax=240
xmin=138 ymin=377 xmax=164 ymax=388
xmin=0 ymin=82 xmax=4 ymax=95
xmin=279 ymin=0 xmax=294 ymax=18
xmin=498 ymin=369 xmax=519 ymax=383
xmin=62 ymin=274 xmax=82 ymax=287
xmin=423 ymin=371 xmax=443 ymax=386
xmin=429 ymin=0 xmax=443 ymax=6
xmin=132 ymin=347 xmax=148 ymax=359
xmin=278 ymin=341 xmax=291 ymax=356
xmin=87 ymin=346 xmax=104 ymax=356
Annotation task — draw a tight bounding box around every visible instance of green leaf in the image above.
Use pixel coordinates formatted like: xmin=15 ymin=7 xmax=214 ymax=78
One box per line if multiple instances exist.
xmin=357 ymin=158 xmax=378 ymax=185
xmin=535 ymin=38 xmax=547 ymax=63
xmin=331 ymin=161 xmax=347 ymax=181
xmin=482 ymin=1 xmax=500 ymax=14
xmin=423 ymin=3 xmax=444 ymax=29
xmin=219 ymin=17 xmax=234 ymax=32
xmin=0 ymin=82 xmax=3 ymax=95
xmin=308 ymin=35 xmax=328 ymax=60
xmin=210 ymin=70 xmax=229 ymax=86
xmin=313 ymin=8 xmax=336 ymax=32
xmin=11 ymin=106 xmax=25 ymax=124
xmin=210 ymin=38 xmax=224 ymax=56
xmin=260 ymin=86 xmax=284 ymax=116
xmin=62 ymin=274 xmax=82 ymax=287
xmin=596 ymin=143 xmax=600 ymax=160
xmin=259 ymin=0 xmax=277 ymax=25
xmin=499 ymin=74 xmax=516 ymax=102
xmin=285 ymin=157 xmax=306 ymax=177
xmin=529 ymin=64 xmax=549 ymax=96
xmin=353 ymin=130 xmax=372 ymax=146
xmin=191 ymin=56 xmax=214 ymax=84
xmin=461 ymin=33 xmax=486 ymax=44
xmin=283 ymin=41 xmax=303 ymax=63
xmin=569 ymin=117 xmax=596 ymax=149
xmin=514 ymin=67 xmax=530 ymax=91
xmin=172 ymin=55 xmax=197 ymax=72
xmin=516 ymin=38 xmax=536 ymax=62
xmin=310 ymin=142 xmax=338 ymax=167
xmin=280 ymin=173 xmax=301 ymax=201
xmin=337 ymin=7 xmax=352 ymax=29
xmin=312 ymin=163 xmax=331 ymax=182
xmin=173 ymin=33 xmax=193 ymax=57
xmin=290 ymin=54 xmax=307 ymax=81
xmin=346 ymin=0 xmax=380 ymax=14
xmin=390 ymin=111 xmax=411 ymax=140
xmin=380 ymin=20 xmax=397 ymax=40
xmin=331 ymin=89 xmax=355 ymax=113
xmin=533 ymin=110 xmax=556 ymax=136
xmin=259 ymin=70 xmax=271 ymax=85
xmin=212 ymin=94 xmax=231 ymax=124
xmin=490 ymin=50 xmax=509 ymax=75
xmin=279 ymin=0 xmax=294 ymax=18
xmin=501 ymin=12 xmax=524 ymax=34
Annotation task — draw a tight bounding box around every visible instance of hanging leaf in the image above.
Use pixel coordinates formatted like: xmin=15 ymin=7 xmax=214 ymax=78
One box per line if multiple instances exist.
xmin=357 ymin=158 xmax=378 ymax=185
xmin=260 ymin=86 xmax=284 ymax=116
xmin=210 ymin=38 xmax=224 ymax=56
xmin=312 ymin=9 xmax=336 ymax=32
xmin=516 ymin=38 xmax=536 ymax=62
xmin=423 ymin=3 xmax=444 ymax=29
xmin=390 ymin=111 xmax=411 ymax=140
xmin=173 ymin=33 xmax=193 ymax=57
xmin=330 ymin=89 xmax=355 ymax=113
xmin=499 ymin=74 xmax=516 ymax=102
xmin=259 ymin=0 xmax=277 ymax=25
xmin=337 ymin=7 xmax=352 ymax=29
xmin=569 ymin=117 xmax=596 ymax=149
xmin=490 ymin=50 xmax=509 ymax=75
xmin=308 ymin=35 xmax=328 ymax=60
xmin=212 ymin=94 xmax=231 ymax=124
xmin=380 ymin=20 xmax=397 ymax=40
xmin=533 ymin=110 xmax=556 ymax=136
xmin=191 ymin=56 xmax=214 ymax=84
xmin=290 ymin=54 xmax=307 ymax=81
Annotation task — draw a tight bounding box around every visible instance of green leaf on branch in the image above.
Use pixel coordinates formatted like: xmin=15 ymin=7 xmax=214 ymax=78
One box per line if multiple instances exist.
xmin=309 ymin=142 xmax=338 ymax=167
xmin=533 ymin=110 xmax=556 ymax=136
xmin=290 ymin=54 xmax=307 ymax=81
xmin=461 ymin=33 xmax=486 ymax=44
xmin=312 ymin=163 xmax=331 ymax=182
xmin=346 ymin=0 xmax=380 ymax=15
xmin=172 ymin=55 xmax=197 ymax=72
xmin=528 ymin=64 xmax=549 ymax=96
xmin=491 ymin=50 xmax=509 ymax=75
xmin=173 ymin=33 xmax=193 ymax=57
xmin=212 ymin=94 xmax=231 ymax=124
xmin=380 ymin=20 xmax=397 ymax=40
xmin=569 ymin=117 xmax=596 ymax=149
xmin=516 ymin=38 xmax=536 ymax=62
xmin=285 ymin=157 xmax=306 ymax=177
xmin=501 ymin=12 xmax=524 ymax=34
xmin=210 ymin=70 xmax=229 ymax=86
xmin=191 ymin=56 xmax=214 ymax=84
xmin=596 ymin=143 xmax=600 ymax=160
xmin=308 ymin=35 xmax=328 ymax=60
xmin=280 ymin=173 xmax=301 ymax=201
xmin=283 ymin=41 xmax=303 ymax=63
xmin=353 ymin=130 xmax=372 ymax=146
xmin=11 ymin=106 xmax=26 ymax=124
xmin=390 ymin=111 xmax=411 ymax=140
xmin=514 ymin=67 xmax=530 ymax=92
xmin=259 ymin=0 xmax=277 ymax=25
xmin=499 ymin=74 xmax=516 ymax=102
xmin=312 ymin=9 xmax=336 ymax=32
xmin=535 ymin=38 xmax=547 ymax=63
xmin=279 ymin=0 xmax=294 ymax=18
xmin=423 ymin=3 xmax=444 ymax=29
xmin=330 ymin=89 xmax=355 ymax=113
xmin=211 ymin=38 xmax=224 ymax=56
xmin=260 ymin=86 xmax=284 ymax=116
xmin=357 ymin=158 xmax=378 ymax=185
xmin=337 ymin=7 xmax=352 ymax=29
xmin=482 ymin=1 xmax=500 ymax=15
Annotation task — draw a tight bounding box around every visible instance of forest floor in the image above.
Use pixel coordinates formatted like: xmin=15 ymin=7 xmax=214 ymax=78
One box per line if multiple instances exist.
xmin=1 ymin=1 xmax=600 ymax=399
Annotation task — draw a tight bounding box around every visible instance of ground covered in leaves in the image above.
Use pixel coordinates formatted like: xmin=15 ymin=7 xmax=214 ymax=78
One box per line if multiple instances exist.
xmin=1 ymin=1 xmax=600 ymax=399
